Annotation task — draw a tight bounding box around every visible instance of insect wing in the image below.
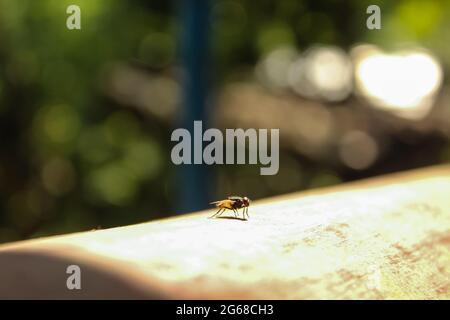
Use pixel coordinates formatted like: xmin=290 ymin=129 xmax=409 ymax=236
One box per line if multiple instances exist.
xmin=227 ymin=196 xmax=243 ymax=201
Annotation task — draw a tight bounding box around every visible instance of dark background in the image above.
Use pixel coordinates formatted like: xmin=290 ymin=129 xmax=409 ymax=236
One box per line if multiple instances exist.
xmin=0 ymin=0 xmax=449 ymax=243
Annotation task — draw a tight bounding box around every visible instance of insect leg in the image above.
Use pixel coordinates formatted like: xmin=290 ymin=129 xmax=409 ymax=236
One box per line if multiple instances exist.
xmin=242 ymin=207 xmax=246 ymax=219
xmin=233 ymin=208 xmax=238 ymax=218
xmin=210 ymin=208 xmax=225 ymax=218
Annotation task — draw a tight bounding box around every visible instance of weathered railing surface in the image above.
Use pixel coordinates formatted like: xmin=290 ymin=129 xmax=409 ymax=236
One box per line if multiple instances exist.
xmin=1 ymin=165 xmax=449 ymax=299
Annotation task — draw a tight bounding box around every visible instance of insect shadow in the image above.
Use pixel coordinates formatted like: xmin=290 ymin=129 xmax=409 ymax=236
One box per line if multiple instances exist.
xmin=209 ymin=215 xmax=248 ymax=221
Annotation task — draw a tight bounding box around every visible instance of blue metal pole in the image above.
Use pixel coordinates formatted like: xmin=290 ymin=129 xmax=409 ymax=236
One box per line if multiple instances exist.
xmin=177 ymin=0 xmax=211 ymax=213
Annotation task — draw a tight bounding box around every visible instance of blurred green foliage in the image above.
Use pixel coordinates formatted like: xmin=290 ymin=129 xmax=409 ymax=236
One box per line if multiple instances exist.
xmin=0 ymin=0 xmax=449 ymax=243
xmin=0 ymin=0 xmax=174 ymax=242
